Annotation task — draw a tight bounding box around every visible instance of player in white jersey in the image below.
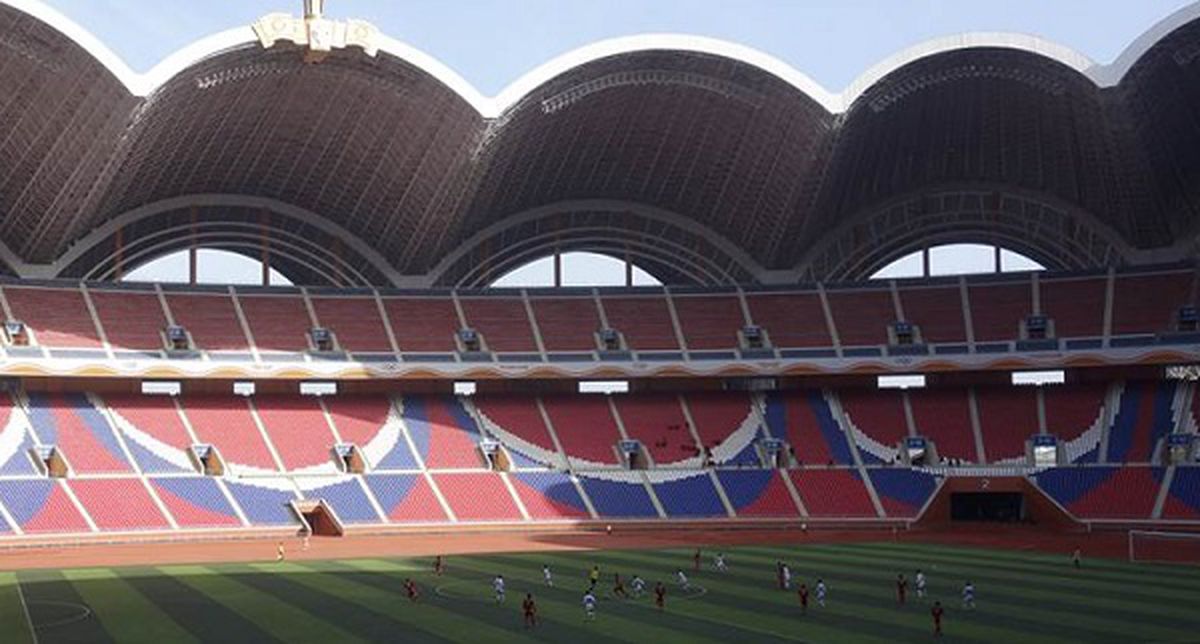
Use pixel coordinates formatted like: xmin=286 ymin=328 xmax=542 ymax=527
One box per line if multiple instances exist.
xmin=583 ymin=591 xmax=597 ymax=620
xmin=714 ymin=552 xmax=728 ymax=573
xmin=915 ymin=569 xmax=927 ymax=600
xmin=676 ymin=569 xmax=690 ymax=590
xmin=781 ymin=564 xmax=793 ymax=590
xmin=493 ymin=575 xmax=506 ymax=604
xmin=543 ymin=565 xmax=554 ymax=587
xmin=962 ymin=581 xmax=975 ymax=609
xmin=631 ymin=575 xmax=646 ymax=597
xmin=816 ymin=579 xmax=827 ymax=607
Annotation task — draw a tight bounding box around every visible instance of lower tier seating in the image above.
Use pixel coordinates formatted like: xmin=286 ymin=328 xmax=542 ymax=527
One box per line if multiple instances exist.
xmin=716 ymin=469 xmax=799 ymax=517
xmin=1034 ymin=466 xmax=1163 ymax=519
xmin=431 ymin=472 xmax=523 ymax=521
xmin=1162 ymin=467 xmax=1200 ymax=520
xmin=648 ymin=471 xmax=727 ymax=518
xmin=577 ymin=473 xmax=659 ymax=518
xmin=509 ymin=471 xmax=590 ymax=519
xmin=790 ymin=469 xmax=877 ymax=517
xmin=69 ymin=478 xmax=170 ymax=531
xmin=868 ymin=469 xmax=938 ymax=518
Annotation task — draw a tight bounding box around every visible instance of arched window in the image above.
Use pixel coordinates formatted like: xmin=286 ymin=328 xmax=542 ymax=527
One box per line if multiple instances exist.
xmin=870 ymin=244 xmax=1044 ymax=280
xmin=491 ymin=252 xmax=662 ymax=288
xmin=122 ymin=249 xmax=293 ymax=286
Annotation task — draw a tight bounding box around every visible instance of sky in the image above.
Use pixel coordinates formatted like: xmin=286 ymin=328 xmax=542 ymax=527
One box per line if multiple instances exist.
xmin=45 ymin=0 xmax=1195 ymax=286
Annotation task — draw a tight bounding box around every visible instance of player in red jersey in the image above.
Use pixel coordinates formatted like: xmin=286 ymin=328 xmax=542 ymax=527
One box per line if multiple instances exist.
xmin=654 ymin=581 xmax=667 ymax=611
xmin=522 ymin=593 xmax=538 ymax=628
xmin=797 ymin=583 xmax=809 ymax=614
xmin=404 ymin=578 xmax=419 ymax=602
xmin=613 ymin=573 xmax=629 ymax=599
xmin=434 ymin=555 xmax=445 ymax=576
xmin=931 ymin=601 xmax=945 ymax=636
xmin=896 ymin=573 xmax=908 ymax=605
xmin=693 ymin=548 xmax=701 ymax=572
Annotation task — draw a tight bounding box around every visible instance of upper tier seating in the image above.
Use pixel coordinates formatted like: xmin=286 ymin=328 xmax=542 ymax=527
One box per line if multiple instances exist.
xmin=432 ymin=472 xmax=523 ymax=521
xmin=909 ymin=389 xmax=976 ymax=462
xmin=238 ymin=294 xmax=312 ymax=353
xmin=26 ymin=392 xmax=133 ymax=473
xmin=89 ymin=289 xmax=169 ymax=352
xmin=599 ymin=294 xmax=680 ymax=352
xmin=1040 ymin=277 xmax=1105 ymax=338
xmin=310 ymin=295 xmax=393 ymax=353
xmin=69 ymin=478 xmax=170 ymax=530
xmin=744 ymin=292 xmax=831 ymax=347
xmin=685 ymin=392 xmax=760 ymax=466
xmin=716 ymin=470 xmax=800 ymax=517
xmin=182 ymin=397 xmax=277 ymax=470
xmin=381 ymin=297 xmax=460 ymax=353
xmin=459 ymin=296 xmax=538 ymax=353
xmin=672 ymin=294 xmax=744 ymax=350
xmin=898 ymin=284 xmax=967 ymax=344
xmin=614 ymin=393 xmax=697 ymax=465
xmin=826 ymin=288 xmax=894 ymax=347
xmin=790 ymin=469 xmax=876 ymax=517
xmin=974 ymin=387 xmax=1039 ymax=462
xmin=253 ymin=395 xmax=338 ymax=470
xmin=967 ymin=279 xmax=1030 ymax=342
xmin=541 ymin=395 xmax=622 ymax=465
xmin=529 ymin=295 xmax=600 ymax=352
xmin=164 ymin=292 xmax=249 ymax=351
xmin=1111 ymin=271 xmax=1193 ymax=336
xmin=1035 ymin=466 xmax=1162 ymax=519
xmin=4 ymin=286 xmax=101 ymax=348
xmin=1043 ymin=384 xmax=1106 ymax=441
xmin=1105 ymin=382 xmax=1175 ymax=463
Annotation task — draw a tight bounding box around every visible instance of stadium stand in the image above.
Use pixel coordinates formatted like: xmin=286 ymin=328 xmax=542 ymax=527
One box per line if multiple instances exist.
xmin=3 ymin=286 xmax=102 ymax=348
xmin=647 ymin=471 xmax=727 ymax=518
xmin=88 ymin=288 xmax=169 ymax=352
xmin=790 ymin=469 xmax=876 ymax=517
xmin=671 ymin=294 xmax=744 ymax=350
xmin=163 ymin=292 xmax=250 ymax=352
xmin=1161 ymin=467 xmax=1200 ymax=520
xmin=222 ymin=479 xmax=299 ymax=525
xmin=181 ymin=397 xmax=278 ymax=470
xmin=295 ymin=478 xmax=381 ymax=525
xmin=897 ymin=283 xmax=968 ymax=344
xmin=541 ymin=395 xmax=623 ymax=465
xmin=403 ymin=396 xmax=482 ymax=469
xmin=148 ymin=477 xmax=242 ymax=527
xmin=763 ymin=390 xmax=852 ymax=465
xmin=974 ymin=387 xmax=1039 ymax=462
xmin=26 ymin=392 xmax=133 ymax=473
xmin=380 ymin=297 xmax=460 ymax=353
xmin=364 ymin=474 xmax=448 ymax=522
xmin=509 ymin=471 xmax=591 ymax=519
xmin=715 ymin=470 xmax=800 ymax=517
xmin=598 ymin=294 xmax=680 ymax=352
xmin=685 ymin=392 xmax=761 ymax=466
xmin=868 ymin=469 xmax=938 ymax=518
xmin=743 ymin=291 xmax=831 ymax=347
xmin=69 ymin=478 xmax=170 ymax=531
xmin=1034 ymin=467 xmax=1163 ymax=519
xmin=967 ymin=278 xmax=1030 ymax=342
xmin=474 ymin=395 xmax=561 ymax=468
xmin=458 ymin=296 xmax=539 ymax=353
xmin=0 ymin=479 xmax=91 ymax=533
xmin=238 ymin=294 xmax=313 ymax=353
xmin=577 ymin=473 xmax=659 ymax=518
xmin=909 ymin=389 xmax=977 ymax=462
xmin=613 ymin=393 xmax=698 ymax=464
xmin=1039 ymin=276 xmax=1106 ymax=338
xmin=253 ymin=395 xmax=339 ymax=470
xmin=528 ymin=294 xmax=601 ymax=352
xmin=839 ymin=389 xmax=909 ymax=453
xmin=826 ymin=288 xmax=894 ymax=347
xmin=104 ymin=393 xmax=194 ymax=473
xmin=1105 ymin=382 xmax=1176 ymax=463
xmin=1110 ymin=270 xmax=1193 ymax=336
xmin=309 ymin=294 xmax=394 ymax=353
xmin=432 ymin=472 xmax=524 ymax=521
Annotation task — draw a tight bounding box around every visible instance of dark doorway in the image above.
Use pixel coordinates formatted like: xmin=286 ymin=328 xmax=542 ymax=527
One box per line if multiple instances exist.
xmin=950 ymin=492 xmax=1025 ymax=522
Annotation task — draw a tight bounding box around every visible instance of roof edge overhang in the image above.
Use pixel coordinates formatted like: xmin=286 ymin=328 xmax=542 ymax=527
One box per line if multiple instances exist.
xmin=7 ymin=0 xmax=1198 ymax=116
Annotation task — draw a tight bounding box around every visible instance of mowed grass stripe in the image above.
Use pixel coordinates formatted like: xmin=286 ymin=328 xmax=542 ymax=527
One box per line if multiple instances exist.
xmin=762 ymin=544 xmax=1200 ymax=623
xmin=18 ymin=569 xmax=114 ymax=643
xmin=121 ymin=566 xmax=281 ymax=643
xmin=236 ymin=563 xmax=447 ymax=643
xmin=841 ymin=542 xmax=1200 ymax=593
xmin=877 ymin=541 xmax=1200 ymax=581
xmin=62 ymin=568 xmax=198 ymax=644
xmin=587 ymin=548 xmax=1020 ymax=644
xmin=516 ymin=546 xmax=907 ymax=642
xmin=162 ymin=564 xmax=364 ymax=643
xmin=0 ymin=573 xmax=36 ymax=644
xmin=339 ymin=558 xmax=575 ymax=644
xmin=444 ymin=555 xmax=729 ymax=644
xmin=733 ymin=546 xmax=1195 ymax=641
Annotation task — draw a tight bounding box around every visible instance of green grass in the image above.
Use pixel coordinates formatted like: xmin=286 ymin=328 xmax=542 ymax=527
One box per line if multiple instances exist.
xmin=4 ymin=542 xmax=1200 ymax=643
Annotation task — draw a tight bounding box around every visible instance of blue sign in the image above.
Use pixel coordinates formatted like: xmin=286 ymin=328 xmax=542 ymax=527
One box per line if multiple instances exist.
xmin=1032 ymin=435 xmax=1058 ymax=447
xmin=1167 ymin=434 xmax=1195 ymax=447
xmin=905 ymin=437 xmax=927 ymax=449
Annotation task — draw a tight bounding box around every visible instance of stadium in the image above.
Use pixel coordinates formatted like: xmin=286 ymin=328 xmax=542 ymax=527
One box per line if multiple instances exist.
xmin=0 ymin=0 xmax=1198 ymax=641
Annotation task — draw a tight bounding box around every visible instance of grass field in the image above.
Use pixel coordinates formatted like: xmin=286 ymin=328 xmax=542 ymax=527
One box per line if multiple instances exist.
xmin=2 ymin=541 xmax=1198 ymax=643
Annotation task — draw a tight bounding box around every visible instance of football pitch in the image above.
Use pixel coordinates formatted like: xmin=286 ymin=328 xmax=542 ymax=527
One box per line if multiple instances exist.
xmin=1 ymin=541 xmax=1198 ymax=643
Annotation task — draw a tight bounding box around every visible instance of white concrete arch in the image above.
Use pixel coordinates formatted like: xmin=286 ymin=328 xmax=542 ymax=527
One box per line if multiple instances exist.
xmin=9 ymin=0 xmax=1198 ymax=118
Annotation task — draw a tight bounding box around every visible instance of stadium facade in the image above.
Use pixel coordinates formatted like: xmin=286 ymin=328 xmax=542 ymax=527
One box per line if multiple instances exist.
xmin=0 ymin=0 xmax=1195 ymax=546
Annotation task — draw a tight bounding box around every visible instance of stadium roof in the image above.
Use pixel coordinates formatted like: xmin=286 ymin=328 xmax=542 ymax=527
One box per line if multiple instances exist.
xmin=1 ymin=0 xmax=1199 ymax=286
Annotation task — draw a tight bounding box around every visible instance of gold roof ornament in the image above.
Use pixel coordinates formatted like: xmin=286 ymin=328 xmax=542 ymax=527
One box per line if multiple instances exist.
xmin=252 ymin=0 xmax=379 ymax=62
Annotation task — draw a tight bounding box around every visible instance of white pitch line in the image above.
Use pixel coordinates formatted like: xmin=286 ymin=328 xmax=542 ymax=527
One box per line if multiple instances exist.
xmin=15 ymin=578 xmax=39 ymax=644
